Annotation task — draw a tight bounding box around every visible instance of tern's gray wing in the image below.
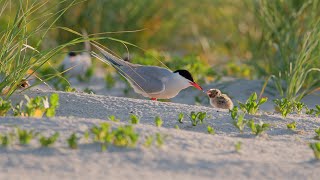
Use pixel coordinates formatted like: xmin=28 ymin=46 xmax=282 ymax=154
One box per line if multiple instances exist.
xmin=121 ymin=66 xmax=172 ymax=94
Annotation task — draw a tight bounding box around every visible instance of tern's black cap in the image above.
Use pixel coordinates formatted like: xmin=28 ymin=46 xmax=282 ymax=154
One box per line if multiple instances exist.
xmin=68 ymin=52 xmax=77 ymax=57
xmin=173 ymin=70 xmax=194 ymax=82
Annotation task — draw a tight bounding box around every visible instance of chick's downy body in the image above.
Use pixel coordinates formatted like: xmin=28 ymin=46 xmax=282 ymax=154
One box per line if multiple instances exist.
xmin=207 ymin=89 xmax=233 ymax=110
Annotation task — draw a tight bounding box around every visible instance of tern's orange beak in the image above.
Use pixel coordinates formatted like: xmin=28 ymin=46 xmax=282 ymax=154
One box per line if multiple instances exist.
xmin=190 ymin=82 xmax=203 ymax=90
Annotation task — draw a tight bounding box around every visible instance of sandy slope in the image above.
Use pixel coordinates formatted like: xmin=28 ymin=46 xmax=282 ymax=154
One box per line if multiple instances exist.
xmin=0 ymin=90 xmax=319 ymax=180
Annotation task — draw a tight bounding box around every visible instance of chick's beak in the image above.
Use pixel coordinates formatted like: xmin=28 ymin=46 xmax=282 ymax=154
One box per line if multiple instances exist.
xmin=190 ymin=82 xmax=203 ymax=91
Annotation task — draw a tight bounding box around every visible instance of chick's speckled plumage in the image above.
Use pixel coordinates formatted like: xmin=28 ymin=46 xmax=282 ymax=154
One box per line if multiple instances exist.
xmin=207 ymin=89 xmax=233 ymax=110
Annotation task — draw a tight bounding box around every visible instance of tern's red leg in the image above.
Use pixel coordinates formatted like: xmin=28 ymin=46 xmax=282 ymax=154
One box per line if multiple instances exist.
xmin=150 ymin=98 xmax=157 ymax=101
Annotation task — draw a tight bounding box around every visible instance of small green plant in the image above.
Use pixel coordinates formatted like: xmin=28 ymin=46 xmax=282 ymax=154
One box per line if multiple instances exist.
xmin=155 ymin=133 xmax=165 ymax=147
xmin=83 ymin=88 xmax=95 ymax=94
xmin=105 ymin=73 xmax=116 ymax=89
xmin=67 ymin=133 xmax=78 ymax=149
xmin=294 ymin=102 xmax=305 ymax=114
xmin=207 ymin=125 xmax=215 ymax=135
xmin=0 ymin=134 xmax=11 ymax=147
xmin=247 ymin=120 xmax=270 ymax=135
xmin=314 ymin=127 xmax=320 ymax=140
xmin=238 ymin=92 xmax=267 ymax=115
xmin=90 ymin=122 xmax=111 ymax=151
xmin=64 ymin=86 xmax=77 ymax=92
xmin=155 ymin=116 xmax=163 ymax=127
xmin=274 ymin=98 xmax=295 ymax=117
xmin=229 ymin=106 xmax=238 ymax=120
xmin=287 ymin=121 xmax=297 ymax=131
xmin=0 ymin=97 xmax=12 ymax=116
xmin=306 ymin=105 xmax=320 ymax=117
xmin=39 ymin=132 xmax=60 ymax=147
xmin=144 ymin=135 xmax=154 ymax=148
xmin=174 ymin=125 xmax=180 ymax=129
xmin=17 ymin=128 xmax=38 ymax=145
xmin=178 ymin=113 xmax=184 ymax=123
xmin=189 ymin=111 xmax=207 ymax=126
xmin=309 ymin=142 xmax=320 ymax=160
xmin=235 ymin=141 xmax=242 ymax=153
xmin=84 ymin=131 xmax=90 ymax=141
xmin=46 ymin=94 xmax=60 ymax=117
xmin=130 ymin=114 xmax=140 ymax=124
xmin=108 ymin=115 xmax=120 ymax=122
xmin=112 ymin=125 xmax=139 ymax=148
xmin=233 ymin=113 xmax=247 ymax=133
xmin=13 ymin=94 xmax=59 ymax=118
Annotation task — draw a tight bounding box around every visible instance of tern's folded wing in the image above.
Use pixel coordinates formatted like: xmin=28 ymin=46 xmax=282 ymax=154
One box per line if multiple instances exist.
xmin=122 ymin=66 xmax=171 ymax=94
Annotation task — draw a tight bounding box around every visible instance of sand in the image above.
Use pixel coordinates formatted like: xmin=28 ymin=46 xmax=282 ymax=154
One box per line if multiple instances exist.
xmin=0 ymin=79 xmax=320 ymax=180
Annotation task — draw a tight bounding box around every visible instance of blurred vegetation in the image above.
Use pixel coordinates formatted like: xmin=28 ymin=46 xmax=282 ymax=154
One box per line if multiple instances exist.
xmin=1 ymin=0 xmax=319 ymax=100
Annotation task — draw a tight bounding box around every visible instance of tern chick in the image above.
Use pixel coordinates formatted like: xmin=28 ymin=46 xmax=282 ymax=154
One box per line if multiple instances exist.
xmin=207 ymin=89 xmax=233 ymax=110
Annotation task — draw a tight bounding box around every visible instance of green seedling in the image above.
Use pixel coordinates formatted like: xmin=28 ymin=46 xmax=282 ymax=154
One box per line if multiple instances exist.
xmin=174 ymin=125 xmax=180 ymax=129
xmin=13 ymin=94 xmax=59 ymax=118
xmin=309 ymin=142 xmax=320 ymax=160
xmin=84 ymin=131 xmax=90 ymax=141
xmin=155 ymin=116 xmax=163 ymax=127
xmin=189 ymin=111 xmax=207 ymax=126
xmin=247 ymin=120 xmax=270 ymax=135
xmin=235 ymin=141 xmax=242 ymax=153
xmin=130 ymin=114 xmax=140 ymax=124
xmin=144 ymin=135 xmax=154 ymax=148
xmin=314 ymin=127 xmax=320 ymax=140
xmin=294 ymin=102 xmax=305 ymax=114
xmin=46 ymin=94 xmax=60 ymax=117
xmin=229 ymin=106 xmax=238 ymax=120
xmin=112 ymin=125 xmax=139 ymax=148
xmin=155 ymin=133 xmax=165 ymax=147
xmin=287 ymin=121 xmax=297 ymax=131
xmin=0 ymin=134 xmax=11 ymax=147
xmin=13 ymin=101 xmax=24 ymax=116
xmin=273 ymin=98 xmax=295 ymax=117
xmin=0 ymin=97 xmax=12 ymax=116
xmin=178 ymin=113 xmax=184 ymax=123
xmin=67 ymin=133 xmax=78 ymax=149
xmin=233 ymin=113 xmax=247 ymax=133
xmin=306 ymin=105 xmax=320 ymax=117
xmin=238 ymin=92 xmax=267 ymax=115
xmin=39 ymin=132 xmax=60 ymax=147
xmin=108 ymin=115 xmax=120 ymax=122
xmin=17 ymin=128 xmax=38 ymax=145
xmin=84 ymin=88 xmax=95 ymax=94
xmin=207 ymin=125 xmax=215 ymax=135
xmin=64 ymin=86 xmax=77 ymax=92
xmin=91 ymin=123 xmax=112 ymax=151
xmin=105 ymin=73 xmax=116 ymax=89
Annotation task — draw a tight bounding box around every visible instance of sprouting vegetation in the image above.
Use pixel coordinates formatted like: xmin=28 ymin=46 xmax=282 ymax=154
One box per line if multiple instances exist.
xmin=232 ymin=113 xmax=247 ymax=134
xmin=39 ymin=132 xmax=60 ymax=147
xmin=155 ymin=116 xmax=163 ymax=127
xmin=12 ymin=94 xmax=59 ymax=118
xmin=235 ymin=141 xmax=242 ymax=153
xmin=238 ymin=92 xmax=268 ymax=115
xmin=189 ymin=111 xmax=207 ymax=126
xmin=287 ymin=122 xmax=297 ymax=131
xmin=130 ymin=114 xmax=140 ymax=124
xmin=306 ymin=105 xmax=320 ymax=117
xmin=247 ymin=120 xmax=270 ymax=135
xmin=67 ymin=133 xmax=79 ymax=149
xmin=17 ymin=128 xmax=38 ymax=145
xmin=178 ymin=113 xmax=184 ymax=123
xmin=207 ymin=125 xmax=215 ymax=135
xmin=0 ymin=97 xmax=11 ymax=116
xmin=314 ymin=128 xmax=320 ymax=140
xmin=309 ymin=142 xmax=320 ymax=160
xmin=108 ymin=115 xmax=120 ymax=122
